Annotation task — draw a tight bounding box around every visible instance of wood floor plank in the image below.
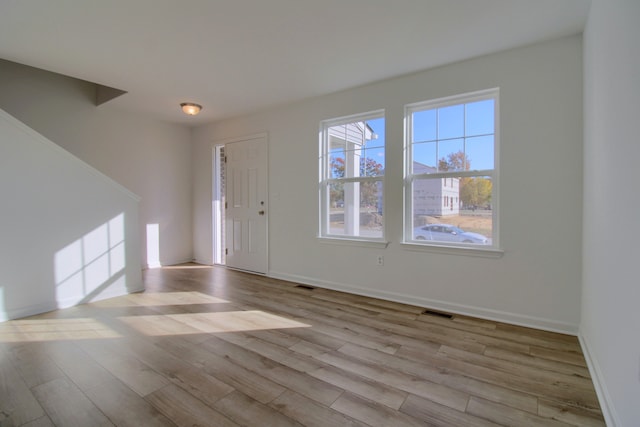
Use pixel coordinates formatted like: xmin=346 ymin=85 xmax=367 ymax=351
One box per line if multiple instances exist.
xmin=31 ymin=378 xmax=113 ymax=427
xmin=400 ymin=393 xmax=502 ymax=427
xmin=21 ymin=415 xmax=55 ymax=427
xmin=288 ymin=339 xmax=335 ymax=357
xmin=77 ymin=339 xmax=170 ymax=397
xmin=151 ymin=334 xmax=221 ymax=369
xmin=289 ymin=302 xmax=442 ymax=355
xmin=214 ymin=390 xmax=304 ymax=427
xmin=530 ymin=345 xmax=588 ymax=367
xmin=416 ymin=312 xmax=582 ymax=353
xmin=117 ymin=337 xmax=235 ymax=406
xmin=496 ymin=322 xmax=582 ymax=345
xmin=238 ymin=291 xmax=437 ymax=355
xmin=41 ymin=341 xmax=116 ymax=391
xmin=309 ymin=365 xmax=409 ymax=410
xmin=467 ymin=396 xmax=572 ymax=427
xmin=6 ymin=343 xmax=65 ymax=388
xmin=397 ymin=315 xmax=531 ymax=354
xmin=146 ymin=384 xmax=240 ymax=427
xmin=305 ymin=304 xmax=487 ymax=354
xmin=316 ymin=348 xmax=470 ymax=412
xmin=0 ymin=352 xmax=46 ymax=426
xmin=246 ymin=287 xmax=494 ymax=356
xmin=245 ymin=328 xmax=302 ymax=348
xmin=0 ymin=264 xmax=605 ymax=427
xmin=309 ymin=291 xmax=422 ymax=320
xmin=330 ymin=391 xmax=428 ymax=427
xmin=82 ymin=376 xmax=175 ymax=427
xmin=483 ymin=346 xmax=591 ymax=378
xmin=182 ymin=340 xmax=288 ymax=404
xmin=452 ymin=315 xmax=498 ymax=330
xmin=270 ymin=390 xmax=368 ymax=427
xmin=439 ymin=345 xmax=596 ymax=391
xmin=213 ymin=331 xmax=325 ymax=373
xmin=339 ymin=342 xmax=538 ymax=413
xmin=314 ymin=288 xmax=425 ymax=315
xmin=199 ymin=335 xmax=343 ymax=406
xmin=538 ymin=398 xmax=606 ymax=427
xmin=116 ymin=311 xmax=205 ymax=337
xmin=397 ymin=342 xmax=601 ymax=411
xmin=281 ymin=326 xmax=346 ymax=351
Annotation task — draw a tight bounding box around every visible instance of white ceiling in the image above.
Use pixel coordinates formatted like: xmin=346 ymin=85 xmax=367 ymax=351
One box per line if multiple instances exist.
xmin=0 ymin=0 xmax=591 ymax=125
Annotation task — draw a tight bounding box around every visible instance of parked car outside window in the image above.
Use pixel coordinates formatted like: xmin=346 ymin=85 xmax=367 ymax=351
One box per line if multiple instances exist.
xmin=413 ymin=224 xmax=489 ymax=244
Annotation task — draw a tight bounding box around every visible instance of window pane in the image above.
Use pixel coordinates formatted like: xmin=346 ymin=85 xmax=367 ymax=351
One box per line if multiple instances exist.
xmin=329 ymin=155 xmax=345 ymax=178
xmin=326 ymin=118 xmax=385 ymax=180
xmin=412 ymin=142 xmax=437 ymax=172
xmin=466 ymin=135 xmax=494 ymax=170
xmin=361 ymin=147 xmax=385 ymax=176
xmin=465 ymin=99 xmax=494 ymax=136
xmin=339 ymin=149 xmax=362 ymax=179
xmin=322 ymin=112 xmax=384 ymax=241
xmin=438 ymin=138 xmax=465 ymax=171
xmin=329 ymin=183 xmax=345 ymax=235
xmin=438 ymin=104 xmax=464 ymax=139
xmin=327 ymin=181 xmax=383 ymax=238
xmin=406 ymin=90 xmax=498 ymax=249
xmin=412 ymin=176 xmax=492 ymax=244
xmin=363 ymin=118 xmax=385 ymax=176
xmin=329 ymin=135 xmax=346 ymax=154
xmin=412 ymin=109 xmax=436 ymax=143
xmin=366 ymin=117 xmax=385 ymax=147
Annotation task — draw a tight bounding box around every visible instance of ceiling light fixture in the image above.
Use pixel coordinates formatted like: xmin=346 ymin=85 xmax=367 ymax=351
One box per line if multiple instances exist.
xmin=180 ymin=102 xmax=202 ymax=116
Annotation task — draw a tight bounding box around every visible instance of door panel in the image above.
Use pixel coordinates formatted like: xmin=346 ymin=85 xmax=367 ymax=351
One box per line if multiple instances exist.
xmin=225 ymin=136 xmax=268 ymax=273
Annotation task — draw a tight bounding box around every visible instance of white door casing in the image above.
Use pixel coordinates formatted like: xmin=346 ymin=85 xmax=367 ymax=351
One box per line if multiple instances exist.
xmin=224 ymin=136 xmax=268 ymax=274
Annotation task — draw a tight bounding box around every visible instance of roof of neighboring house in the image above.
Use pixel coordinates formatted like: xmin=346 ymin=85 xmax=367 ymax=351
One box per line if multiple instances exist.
xmin=413 ymin=161 xmax=436 ymax=174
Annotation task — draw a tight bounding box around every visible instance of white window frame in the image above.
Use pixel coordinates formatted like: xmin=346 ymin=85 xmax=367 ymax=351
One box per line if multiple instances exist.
xmin=319 ymin=110 xmax=387 ymax=246
xmin=403 ymin=88 xmax=501 ymax=254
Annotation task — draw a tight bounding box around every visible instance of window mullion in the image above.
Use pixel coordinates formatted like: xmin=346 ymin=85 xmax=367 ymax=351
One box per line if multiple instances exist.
xmin=410 ymin=170 xmax=494 ymax=180
xmin=327 ymin=176 xmax=382 ymax=184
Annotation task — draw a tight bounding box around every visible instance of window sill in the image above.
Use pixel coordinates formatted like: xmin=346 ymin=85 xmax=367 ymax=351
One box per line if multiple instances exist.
xmin=318 ymin=236 xmax=390 ymax=249
xmin=400 ymin=242 xmax=504 ymax=258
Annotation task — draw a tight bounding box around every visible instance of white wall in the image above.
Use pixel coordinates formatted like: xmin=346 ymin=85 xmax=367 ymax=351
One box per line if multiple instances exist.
xmin=0 ymin=108 xmax=142 ymax=321
xmin=0 ymin=60 xmax=193 ymax=268
xmin=582 ymin=1 xmax=640 ymax=425
xmin=193 ymin=36 xmax=584 ymax=333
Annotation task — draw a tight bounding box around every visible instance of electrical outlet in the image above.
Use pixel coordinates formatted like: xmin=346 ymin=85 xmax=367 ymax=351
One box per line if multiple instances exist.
xmin=376 ymin=255 xmax=384 ymax=266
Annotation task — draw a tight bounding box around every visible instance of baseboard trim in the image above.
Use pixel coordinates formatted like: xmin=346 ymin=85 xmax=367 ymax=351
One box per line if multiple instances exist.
xmin=268 ymin=271 xmax=578 ymax=335
xmin=0 ymin=302 xmax=57 ymax=323
xmin=192 ymin=258 xmax=214 ymax=266
xmin=578 ymin=333 xmax=620 ymax=427
xmin=145 ymin=258 xmax=196 ymax=269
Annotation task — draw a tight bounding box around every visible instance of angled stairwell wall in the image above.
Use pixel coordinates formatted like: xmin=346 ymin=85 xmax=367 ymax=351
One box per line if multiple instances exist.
xmin=0 ymin=108 xmax=142 ymax=322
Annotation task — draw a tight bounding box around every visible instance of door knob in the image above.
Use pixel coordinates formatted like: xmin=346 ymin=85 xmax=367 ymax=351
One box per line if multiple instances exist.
xmin=258 ymin=210 xmax=265 ymax=215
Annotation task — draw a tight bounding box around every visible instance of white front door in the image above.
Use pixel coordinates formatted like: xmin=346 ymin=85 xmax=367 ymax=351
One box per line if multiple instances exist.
xmin=225 ymin=136 xmax=268 ymax=274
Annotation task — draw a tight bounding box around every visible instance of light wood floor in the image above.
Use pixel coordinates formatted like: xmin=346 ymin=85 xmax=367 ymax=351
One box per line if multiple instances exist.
xmin=1 ymin=265 xmax=605 ymax=426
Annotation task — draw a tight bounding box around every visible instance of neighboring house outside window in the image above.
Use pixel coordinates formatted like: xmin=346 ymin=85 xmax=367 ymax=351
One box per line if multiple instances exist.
xmin=319 ymin=111 xmax=385 ymax=241
xmin=412 ymin=162 xmax=461 ymax=217
xmin=405 ymin=89 xmax=499 ymax=249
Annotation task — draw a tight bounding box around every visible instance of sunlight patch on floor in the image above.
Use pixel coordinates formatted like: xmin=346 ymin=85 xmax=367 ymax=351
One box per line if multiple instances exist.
xmin=118 ymin=310 xmax=310 ymax=336
xmin=89 ymin=291 xmax=229 ymax=307
xmin=0 ymin=317 xmax=120 ymax=342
